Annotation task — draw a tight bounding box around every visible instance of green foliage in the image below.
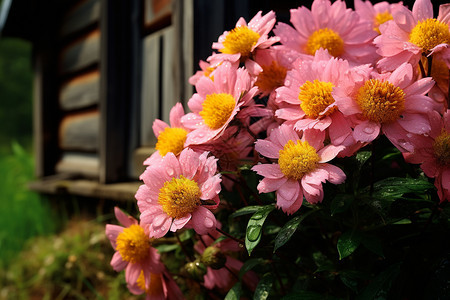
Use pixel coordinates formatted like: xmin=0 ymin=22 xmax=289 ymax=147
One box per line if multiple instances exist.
xmin=0 ymin=38 xmax=33 ymax=148
xmin=0 ymin=219 xmax=134 ymax=300
xmin=0 ymin=142 xmax=55 ymax=265
xmin=206 ymin=138 xmax=450 ymax=299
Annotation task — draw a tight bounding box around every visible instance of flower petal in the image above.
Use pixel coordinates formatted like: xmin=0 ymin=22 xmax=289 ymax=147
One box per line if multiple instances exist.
xmin=190 ymin=206 xmax=216 ymax=235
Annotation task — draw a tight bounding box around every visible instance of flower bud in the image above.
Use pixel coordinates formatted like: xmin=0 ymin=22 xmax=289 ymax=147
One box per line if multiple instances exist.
xmin=201 ymin=246 xmax=227 ymax=270
xmin=184 ymin=259 xmax=207 ymax=281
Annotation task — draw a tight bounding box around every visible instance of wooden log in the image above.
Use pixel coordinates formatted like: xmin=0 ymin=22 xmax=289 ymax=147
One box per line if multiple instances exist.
xmin=60 ymin=29 xmax=100 ymax=74
xmin=60 ymin=0 xmax=101 ymax=37
xmin=59 ymin=70 xmax=100 ymax=110
xmin=55 ymin=152 xmax=99 ymax=178
xmin=59 ymin=110 xmax=99 ymax=151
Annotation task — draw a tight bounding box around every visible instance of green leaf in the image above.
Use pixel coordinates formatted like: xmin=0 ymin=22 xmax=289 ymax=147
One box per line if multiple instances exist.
xmin=357 ymin=263 xmax=401 ymax=300
xmin=212 ymin=235 xmax=228 ymax=245
xmin=239 ymin=258 xmax=266 ymax=280
xmin=245 ymin=205 xmax=275 ymax=255
xmin=230 ymin=206 xmax=263 ymax=219
xmin=361 ymin=234 xmax=384 ymax=258
xmin=370 ymin=177 xmax=434 ymax=200
xmin=339 ymin=270 xmax=370 ymax=293
xmin=337 ymin=231 xmax=362 ymax=260
xmin=340 ymin=273 xmax=358 ymax=292
xmin=392 ymin=218 xmax=412 ymax=225
xmin=154 ymin=244 xmax=179 ymax=253
xmin=356 ymin=151 xmax=372 ymax=169
xmin=330 ymin=194 xmax=354 ymax=216
xmin=225 ymin=282 xmax=242 ymax=300
xmin=179 ymin=229 xmax=194 ymax=242
xmin=273 ymin=209 xmax=317 ymax=252
xmin=253 ymin=273 xmax=274 ymax=300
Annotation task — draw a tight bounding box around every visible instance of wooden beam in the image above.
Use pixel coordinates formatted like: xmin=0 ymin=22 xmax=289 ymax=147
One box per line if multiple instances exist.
xmin=29 ymin=178 xmax=141 ymax=201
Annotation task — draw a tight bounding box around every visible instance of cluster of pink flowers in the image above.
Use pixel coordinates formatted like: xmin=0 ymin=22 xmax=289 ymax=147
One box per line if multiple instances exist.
xmin=105 ymin=0 xmax=450 ymax=297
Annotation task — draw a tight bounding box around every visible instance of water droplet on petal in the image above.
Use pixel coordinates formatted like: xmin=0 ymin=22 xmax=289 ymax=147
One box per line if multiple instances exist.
xmin=363 ymin=127 xmax=374 ymax=134
xmin=167 ymin=168 xmax=174 ymax=176
xmin=204 ymin=217 xmax=214 ymax=228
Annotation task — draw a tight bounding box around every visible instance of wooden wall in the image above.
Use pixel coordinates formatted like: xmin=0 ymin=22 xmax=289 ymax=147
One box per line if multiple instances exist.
xmin=31 ymin=0 xmax=194 ymax=185
xmin=56 ymin=0 xmax=101 ymax=179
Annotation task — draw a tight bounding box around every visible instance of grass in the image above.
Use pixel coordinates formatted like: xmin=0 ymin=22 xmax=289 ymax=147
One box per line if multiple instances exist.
xmin=0 ymin=144 xmax=135 ymax=299
xmin=0 ymin=218 xmax=136 ymax=300
xmin=0 ymin=142 xmax=55 ymax=265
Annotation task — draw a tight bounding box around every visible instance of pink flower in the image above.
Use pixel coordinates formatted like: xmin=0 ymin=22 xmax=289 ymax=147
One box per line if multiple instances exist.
xmin=252 ymin=125 xmax=346 ymax=214
xmin=374 ymin=0 xmax=450 ymax=71
xmin=189 ymin=58 xmax=238 ymax=86
xmin=275 ymin=50 xmax=361 ymax=157
xmin=194 ymin=230 xmax=259 ymax=292
xmin=181 ymin=62 xmax=258 ymax=146
xmin=190 ymin=126 xmax=254 ymax=191
xmin=333 ymin=62 xmax=436 ymax=152
xmin=273 ymin=0 xmax=377 ymax=65
xmin=210 ymin=11 xmax=280 ymax=72
xmin=425 ymin=57 xmax=449 ymax=111
xmin=144 ymin=103 xmax=191 ymax=166
xmin=128 ymin=270 xmax=184 ymax=300
xmin=404 ymin=110 xmax=450 ymax=203
xmin=137 ymin=148 xmax=221 ymax=238
xmin=354 ymin=0 xmax=404 ymax=35
xmin=105 ymin=207 xmax=164 ymax=287
xmin=252 ymin=48 xmax=297 ymax=100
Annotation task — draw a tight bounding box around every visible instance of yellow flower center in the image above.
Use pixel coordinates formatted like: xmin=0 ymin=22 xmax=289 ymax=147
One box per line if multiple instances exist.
xmin=200 ymin=93 xmax=235 ymax=130
xmin=409 ymin=18 xmax=450 ymax=53
xmin=155 ymin=127 xmax=188 ymax=157
xmin=137 ymin=271 xmax=164 ymax=296
xmin=204 ymin=66 xmax=216 ymax=81
xmin=299 ymin=80 xmax=337 ymax=119
xmin=374 ymin=11 xmax=393 ymax=34
xmin=221 ymin=26 xmax=260 ymax=59
xmin=356 ymin=79 xmax=405 ymax=124
xmin=433 ymin=130 xmax=450 ymax=166
xmin=278 ymin=140 xmax=320 ymax=180
xmin=306 ymin=28 xmax=344 ymax=57
xmin=255 ymin=61 xmax=287 ymax=94
xmin=116 ymin=225 xmax=150 ymax=264
xmin=158 ymin=175 xmax=201 ymax=219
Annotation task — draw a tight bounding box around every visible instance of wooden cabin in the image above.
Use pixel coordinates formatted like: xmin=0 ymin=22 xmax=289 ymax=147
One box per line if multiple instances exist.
xmin=0 ymin=0 xmax=304 ymax=200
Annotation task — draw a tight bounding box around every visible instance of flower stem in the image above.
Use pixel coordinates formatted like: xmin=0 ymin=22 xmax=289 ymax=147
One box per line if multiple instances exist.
xmin=427 ymin=56 xmax=433 ymax=77
xmin=175 ymin=232 xmax=195 ymax=261
xmin=215 ymin=227 xmax=244 ymax=244
xmin=419 ymin=59 xmax=427 ymax=78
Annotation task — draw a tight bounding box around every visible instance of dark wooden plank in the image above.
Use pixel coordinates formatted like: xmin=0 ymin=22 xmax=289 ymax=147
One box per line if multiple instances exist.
xmin=60 ymin=29 xmax=100 ymax=74
xmin=33 ymin=2 xmax=62 ymax=178
xmin=59 ymin=70 xmax=100 ymax=110
xmin=60 ymin=0 xmax=100 ymax=37
xmin=59 ymin=110 xmax=99 ymax=151
xmin=100 ymin=0 xmax=142 ymax=183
